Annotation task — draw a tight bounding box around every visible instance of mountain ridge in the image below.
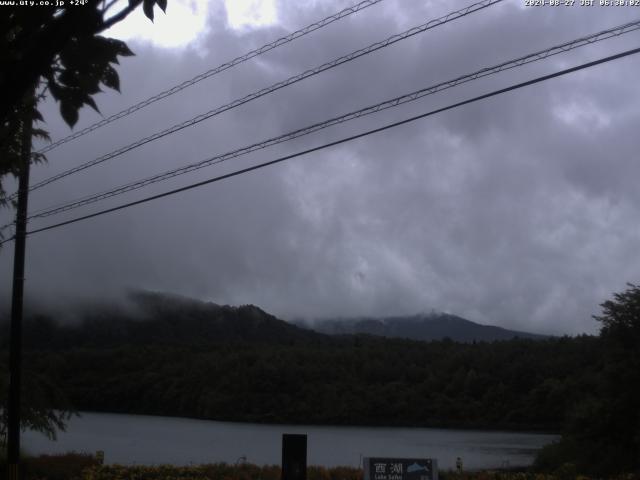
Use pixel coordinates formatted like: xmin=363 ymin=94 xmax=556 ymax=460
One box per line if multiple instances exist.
xmin=297 ymin=312 xmax=548 ymax=342
xmin=0 ymin=290 xmax=323 ymax=349
xmin=1 ymin=290 xmax=547 ymax=347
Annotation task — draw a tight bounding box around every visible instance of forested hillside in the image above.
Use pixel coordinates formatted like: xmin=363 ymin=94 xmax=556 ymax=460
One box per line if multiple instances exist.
xmin=0 ymin=292 xmax=600 ymax=432
xmin=22 ymin=335 xmax=596 ymax=431
xmin=0 ymin=291 xmax=321 ymax=349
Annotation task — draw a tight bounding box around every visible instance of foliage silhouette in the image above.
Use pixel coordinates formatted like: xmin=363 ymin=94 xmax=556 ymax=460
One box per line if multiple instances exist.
xmin=535 ymin=283 xmax=640 ymax=475
xmin=0 ymin=0 xmax=168 ymax=207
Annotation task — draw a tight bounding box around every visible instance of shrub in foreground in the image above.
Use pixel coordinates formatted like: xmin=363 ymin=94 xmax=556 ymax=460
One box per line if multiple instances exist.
xmin=0 ymin=452 xmax=100 ymax=480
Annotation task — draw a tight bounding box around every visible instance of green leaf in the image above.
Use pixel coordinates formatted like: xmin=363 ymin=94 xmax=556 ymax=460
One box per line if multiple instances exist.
xmin=101 ymin=65 xmax=120 ymax=92
xmin=32 ymin=109 xmax=44 ymax=122
xmin=58 ymin=38 xmax=83 ymax=69
xmin=83 ymin=95 xmax=100 ymax=114
xmin=79 ymin=37 xmax=119 ymax=66
xmin=106 ymin=38 xmax=134 ymax=57
xmin=60 ymin=101 xmax=79 ymax=128
xmin=31 ymin=151 xmax=48 ymax=165
xmin=143 ymin=0 xmax=154 ymax=21
xmin=58 ymin=69 xmax=79 ymax=88
xmin=32 ymin=128 xmax=51 ymax=142
xmin=47 ymin=80 xmax=62 ymax=101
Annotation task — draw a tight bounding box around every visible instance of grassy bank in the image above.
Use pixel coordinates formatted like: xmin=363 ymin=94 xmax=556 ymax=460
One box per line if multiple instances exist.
xmin=1 ymin=454 xmax=639 ymax=480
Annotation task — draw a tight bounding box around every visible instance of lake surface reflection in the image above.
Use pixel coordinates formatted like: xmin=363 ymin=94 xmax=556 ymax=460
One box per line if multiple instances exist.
xmin=23 ymin=412 xmax=557 ymax=470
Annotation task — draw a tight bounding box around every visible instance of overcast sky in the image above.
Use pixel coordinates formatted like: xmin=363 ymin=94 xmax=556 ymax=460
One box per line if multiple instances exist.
xmin=1 ymin=0 xmax=639 ymax=335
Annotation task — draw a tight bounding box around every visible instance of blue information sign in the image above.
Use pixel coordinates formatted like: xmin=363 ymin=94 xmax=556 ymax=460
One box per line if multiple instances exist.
xmin=364 ymin=458 xmax=437 ymax=480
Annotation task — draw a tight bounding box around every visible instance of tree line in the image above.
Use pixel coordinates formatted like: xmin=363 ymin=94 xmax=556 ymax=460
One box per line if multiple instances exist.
xmin=7 ymin=325 xmax=600 ymax=431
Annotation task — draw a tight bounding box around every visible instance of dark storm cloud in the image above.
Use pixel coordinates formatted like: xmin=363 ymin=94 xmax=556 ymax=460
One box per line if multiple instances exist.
xmin=2 ymin=0 xmax=639 ymax=334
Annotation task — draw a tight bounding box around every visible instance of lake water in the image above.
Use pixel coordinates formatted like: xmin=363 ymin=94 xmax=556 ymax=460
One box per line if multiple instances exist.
xmin=23 ymin=412 xmax=557 ymax=470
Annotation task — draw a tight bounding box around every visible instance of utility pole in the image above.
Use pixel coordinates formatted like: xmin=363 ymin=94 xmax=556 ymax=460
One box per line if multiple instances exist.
xmin=6 ymin=97 xmax=33 ymax=480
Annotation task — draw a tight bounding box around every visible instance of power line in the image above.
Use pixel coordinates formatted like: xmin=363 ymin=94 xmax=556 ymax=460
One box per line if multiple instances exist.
xmin=26 ymin=17 xmax=640 ymax=218
xmin=7 ymin=45 xmax=638 ymax=244
xmin=36 ymin=0 xmax=388 ymax=155
xmin=21 ymin=0 xmax=503 ymax=197
xmin=26 ymin=19 xmax=640 ymax=221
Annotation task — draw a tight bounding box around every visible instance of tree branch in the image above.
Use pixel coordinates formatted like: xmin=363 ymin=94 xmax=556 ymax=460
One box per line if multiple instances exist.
xmin=102 ymin=0 xmax=121 ymax=14
xmin=101 ymin=0 xmax=143 ymax=31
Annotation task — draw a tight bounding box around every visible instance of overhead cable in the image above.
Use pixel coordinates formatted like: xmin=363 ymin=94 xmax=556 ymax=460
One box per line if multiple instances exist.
xmin=22 ymin=0 xmax=503 ymax=197
xmin=27 ymin=19 xmax=640 ymax=220
xmin=5 ymin=45 xmax=636 ymax=245
xmin=37 ymin=0 xmax=388 ymax=155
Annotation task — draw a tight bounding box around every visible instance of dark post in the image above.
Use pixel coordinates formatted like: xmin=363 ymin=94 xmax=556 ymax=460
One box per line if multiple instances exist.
xmin=281 ymin=434 xmax=307 ymax=480
xmin=6 ymin=101 xmax=33 ymax=480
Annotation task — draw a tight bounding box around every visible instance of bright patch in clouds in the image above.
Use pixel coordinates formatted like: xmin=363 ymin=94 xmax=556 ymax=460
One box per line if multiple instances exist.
xmin=224 ymin=0 xmax=278 ymax=30
xmin=553 ymin=98 xmax=611 ymax=130
xmin=106 ymin=0 xmax=211 ymax=49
